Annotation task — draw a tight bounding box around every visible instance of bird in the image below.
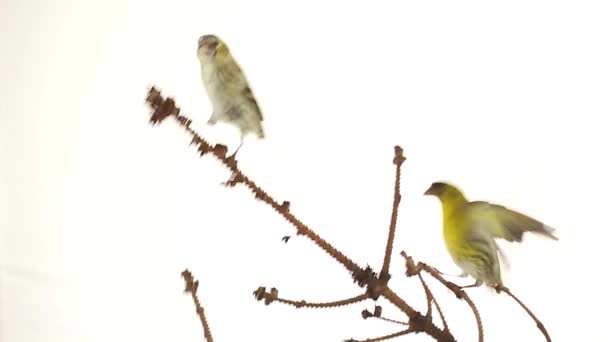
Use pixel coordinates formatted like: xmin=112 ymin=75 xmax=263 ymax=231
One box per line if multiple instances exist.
xmin=196 ymin=34 xmax=265 ymax=157
xmin=424 ymin=181 xmax=558 ymax=288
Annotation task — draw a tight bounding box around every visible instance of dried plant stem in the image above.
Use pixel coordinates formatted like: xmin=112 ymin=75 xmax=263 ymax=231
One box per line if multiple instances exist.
xmin=181 ymin=270 xmax=214 ymax=342
xmin=380 ymin=146 xmax=406 ymax=277
xmin=402 ymin=251 xmax=483 ymax=342
xmin=145 ymin=86 xmax=552 ymax=342
xmin=346 ymin=327 xmax=415 ymax=342
xmin=495 ymin=285 xmax=551 ymax=342
xmin=253 ymin=287 xmax=369 ymax=309
xmin=419 ymin=274 xmax=448 ymax=331
xmin=146 ymin=86 xmax=455 ymax=341
xmin=275 ymin=295 xmax=368 ymax=309
xmin=374 ymin=316 xmax=409 ymax=326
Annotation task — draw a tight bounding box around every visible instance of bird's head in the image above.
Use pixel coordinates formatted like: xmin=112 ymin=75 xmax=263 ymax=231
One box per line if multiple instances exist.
xmin=424 ymin=182 xmax=467 ymax=204
xmin=197 ymin=34 xmax=228 ymax=60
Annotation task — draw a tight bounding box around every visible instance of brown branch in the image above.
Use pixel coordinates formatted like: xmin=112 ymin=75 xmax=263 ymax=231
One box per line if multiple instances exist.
xmin=145 ymin=87 xmax=363 ymax=275
xmin=253 ymin=287 xmax=369 ymax=309
xmin=380 ymin=146 xmax=406 ymax=278
xmin=361 ymin=306 xmax=408 ymax=325
xmin=495 ymin=285 xmax=551 ymax=342
xmin=145 ymin=86 xmax=454 ymax=341
xmin=418 ymin=274 xmax=448 ymax=331
xmin=145 ymin=87 xmax=554 ymax=342
xmin=345 ymin=327 xmax=415 ymax=342
xmin=402 ymin=251 xmax=483 ymax=342
xmin=381 ymin=287 xmax=454 ymax=341
xmin=419 ymin=274 xmax=433 ymax=320
xmin=181 ymin=270 xmax=214 ymax=342
xmin=366 ymin=315 xmax=408 ymax=326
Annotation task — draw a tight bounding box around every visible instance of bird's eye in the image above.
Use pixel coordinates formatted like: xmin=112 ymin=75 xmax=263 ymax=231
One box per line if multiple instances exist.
xmin=199 ymin=35 xmax=218 ymax=50
xmin=207 ymin=40 xmax=218 ymax=49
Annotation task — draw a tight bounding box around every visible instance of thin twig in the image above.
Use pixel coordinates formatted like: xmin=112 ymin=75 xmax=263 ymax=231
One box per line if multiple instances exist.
xmin=346 ymin=327 xmax=415 ymax=342
xmin=374 ymin=316 xmax=409 ymax=326
xmin=361 ymin=306 xmax=408 ymax=325
xmin=381 ymin=287 xmax=454 ymax=341
xmin=418 ymin=274 xmax=433 ymax=319
xmin=418 ymin=274 xmax=448 ymax=331
xmin=181 ymin=270 xmax=214 ymax=342
xmin=253 ymin=287 xmax=369 ymax=309
xmin=380 ymin=146 xmax=406 ymax=277
xmin=401 ymin=251 xmax=483 ymax=342
xmin=276 ymin=295 xmax=369 ymax=309
xmin=495 ymin=285 xmax=551 ymax=342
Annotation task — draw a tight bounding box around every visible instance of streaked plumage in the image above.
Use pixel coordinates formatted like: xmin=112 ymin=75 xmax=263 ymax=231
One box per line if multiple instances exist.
xmin=424 ymin=181 xmax=558 ymax=288
xmin=197 ymin=34 xmax=264 ymax=155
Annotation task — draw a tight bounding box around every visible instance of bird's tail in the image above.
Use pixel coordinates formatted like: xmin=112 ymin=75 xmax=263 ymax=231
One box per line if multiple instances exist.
xmin=254 ymin=123 xmax=265 ymax=139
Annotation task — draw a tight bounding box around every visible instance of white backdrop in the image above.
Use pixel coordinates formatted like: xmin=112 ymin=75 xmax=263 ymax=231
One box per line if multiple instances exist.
xmin=2 ymin=0 xmax=607 ymax=341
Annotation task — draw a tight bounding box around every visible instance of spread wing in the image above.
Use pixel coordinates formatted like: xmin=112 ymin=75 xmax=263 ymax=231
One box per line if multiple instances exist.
xmin=468 ymin=201 xmax=558 ymax=242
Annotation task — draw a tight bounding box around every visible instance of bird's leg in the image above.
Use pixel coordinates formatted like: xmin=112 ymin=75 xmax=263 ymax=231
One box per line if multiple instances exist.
xmin=221 ymin=134 xmax=244 ymax=187
xmin=228 ymin=135 xmax=244 ymax=160
xmin=460 ymin=279 xmax=482 ymax=289
xmin=429 ymin=266 xmax=468 ymax=278
xmin=440 ymin=270 xmax=468 ymax=278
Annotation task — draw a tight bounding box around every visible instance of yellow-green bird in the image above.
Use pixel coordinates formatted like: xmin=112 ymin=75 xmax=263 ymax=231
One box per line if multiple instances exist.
xmin=424 ymin=181 xmax=558 ymax=288
xmin=197 ymin=34 xmax=265 ymax=157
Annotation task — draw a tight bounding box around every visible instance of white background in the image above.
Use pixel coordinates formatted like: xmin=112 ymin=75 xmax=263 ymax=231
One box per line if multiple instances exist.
xmin=2 ymin=0 xmax=607 ymax=341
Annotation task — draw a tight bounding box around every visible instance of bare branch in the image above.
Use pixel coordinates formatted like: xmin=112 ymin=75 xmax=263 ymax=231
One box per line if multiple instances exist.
xmin=146 ymin=87 xmax=454 ymax=341
xmin=402 ymin=251 xmax=483 ymax=342
xmin=346 ymin=327 xmax=415 ymax=342
xmin=181 ymin=270 xmax=214 ymax=342
xmin=253 ymin=287 xmax=369 ymax=309
xmin=495 ymin=285 xmax=551 ymax=342
xmin=418 ymin=274 xmax=449 ymax=331
xmin=145 ymin=86 xmax=553 ymax=342
xmin=361 ymin=306 xmax=408 ymax=325
xmin=380 ymin=146 xmax=406 ymax=279
xmin=145 ymin=87 xmax=363 ymax=275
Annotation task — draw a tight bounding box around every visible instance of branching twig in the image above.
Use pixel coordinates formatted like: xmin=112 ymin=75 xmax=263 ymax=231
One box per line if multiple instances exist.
xmin=181 ymin=270 xmax=214 ymax=342
xmin=495 ymin=285 xmax=551 ymax=342
xmin=402 ymin=251 xmax=483 ymax=342
xmin=418 ymin=274 xmax=448 ymax=331
xmin=145 ymin=86 xmax=455 ymax=341
xmin=145 ymin=86 xmax=552 ymax=342
xmin=145 ymin=86 xmax=453 ymax=341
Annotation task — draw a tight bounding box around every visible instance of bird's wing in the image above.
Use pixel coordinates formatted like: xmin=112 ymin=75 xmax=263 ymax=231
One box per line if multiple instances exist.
xmin=222 ymin=56 xmax=263 ymax=122
xmin=468 ymin=201 xmax=558 ymax=242
xmin=459 ymin=212 xmax=504 ymax=284
xmin=242 ymin=85 xmax=263 ymax=121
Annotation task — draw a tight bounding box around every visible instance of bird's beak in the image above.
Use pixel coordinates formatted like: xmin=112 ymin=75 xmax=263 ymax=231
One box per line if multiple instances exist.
xmin=423 ymin=186 xmax=435 ymax=196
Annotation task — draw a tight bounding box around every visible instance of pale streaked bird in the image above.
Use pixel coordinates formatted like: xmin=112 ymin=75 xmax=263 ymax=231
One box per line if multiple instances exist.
xmin=197 ymin=34 xmax=264 ymax=156
xmin=424 ymin=181 xmax=558 ymax=288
